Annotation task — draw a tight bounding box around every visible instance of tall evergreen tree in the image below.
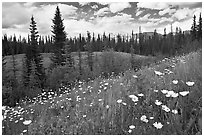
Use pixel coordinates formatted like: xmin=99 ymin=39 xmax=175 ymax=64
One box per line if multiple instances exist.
xmin=197 ymin=13 xmax=202 ymax=40
xmin=23 ymin=15 xmax=45 ymax=88
xmin=191 ymin=15 xmax=197 ymax=41
xmin=78 ymin=34 xmax=82 ymax=77
xmin=50 ymin=6 xmax=66 ymax=67
xmin=85 ymin=31 xmax=94 ymax=71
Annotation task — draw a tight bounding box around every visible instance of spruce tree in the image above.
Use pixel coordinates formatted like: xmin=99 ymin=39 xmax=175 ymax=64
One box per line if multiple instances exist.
xmin=50 ymin=6 xmax=66 ymax=67
xmin=191 ymin=15 xmax=197 ymax=41
xmin=197 ymin=13 xmax=202 ymax=40
xmin=78 ymin=34 xmax=82 ymax=77
xmin=23 ymin=15 xmax=45 ymax=88
xmin=85 ymin=31 xmax=94 ymax=71
xmin=65 ymin=44 xmax=74 ymax=68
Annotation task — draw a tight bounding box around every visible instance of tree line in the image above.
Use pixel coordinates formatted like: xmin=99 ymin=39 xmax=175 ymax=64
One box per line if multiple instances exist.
xmin=2 ymin=14 xmax=202 ymax=57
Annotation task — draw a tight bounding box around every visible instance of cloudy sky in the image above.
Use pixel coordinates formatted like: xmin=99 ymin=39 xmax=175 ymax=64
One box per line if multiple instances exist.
xmin=2 ymin=1 xmax=202 ymax=38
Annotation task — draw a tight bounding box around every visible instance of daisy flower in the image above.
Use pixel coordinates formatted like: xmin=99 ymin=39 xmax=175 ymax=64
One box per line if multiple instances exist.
xmin=162 ymin=105 xmax=170 ymax=112
xmin=179 ymin=91 xmax=189 ymax=96
xmin=172 ymin=80 xmax=178 ymax=85
xmin=155 ymin=100 xmax=162 ymax=106
xmin=117 ymin=99 xmax=123 ymax=103
xmin=23 ymin=120 xmax=32 ymax=125
xmin=186 ymin=81 xmax=195 ymax=86
xmin=172 ymin=109 xmax=178 ymax=114
xmin=154 ymin=71 xmax=164 ymax=76
xmin=153 ymin=122 xmax=163 ymax=129
xmin=129 ymin=125 xmax=136 ymax=129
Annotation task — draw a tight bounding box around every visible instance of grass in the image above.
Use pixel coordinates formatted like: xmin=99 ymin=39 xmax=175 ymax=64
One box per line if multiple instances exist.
xmin=4 ymin=52 xmax=153 ymax=78
xmin=2 ymin=49 xmax=202 ymax=135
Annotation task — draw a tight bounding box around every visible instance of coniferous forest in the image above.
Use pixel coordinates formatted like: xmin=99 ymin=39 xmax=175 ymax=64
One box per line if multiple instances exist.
xmin=2 ymin=3 xmax=202 ymax=135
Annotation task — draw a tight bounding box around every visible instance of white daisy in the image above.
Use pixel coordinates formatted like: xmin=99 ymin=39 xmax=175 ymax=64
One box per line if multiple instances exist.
xmin=172 ymin=80 xmax=178 ymax=84
xmin=155 ymin=100 xmax=162 ymax=106
xmin=162 ymin=105 xmax=170 ymax=112
xmin=179 ymin=91 xmax=189 ymax=96
xmin=186 ymin=81 xmax=195 ymax=86
xmin=161 ymin=89 xmax=168 ymax=94
xmin=172 ymin=109 xmax=178 ymax=114
xmin=117 ymin=99 xmax=123 ymax=103
xmin=129 ymin=125 xmax=135 ymax=129
xmin=154 ymin=71 xmax=164 ymax=76
xmin=138 ymin=93 xmax=144 ymax=97
xmin=153 ymin=122 xmax=163 ymax=129
xmin=133 ymin=75 xmax=138 ymax=78
xmin=129 ymin=95 xmax=139 ymax=102
xmin=23 ymin=120 xmax=32 ymax=125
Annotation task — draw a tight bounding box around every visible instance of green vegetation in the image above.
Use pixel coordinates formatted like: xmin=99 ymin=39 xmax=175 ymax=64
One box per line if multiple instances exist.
xmin=2 ymin=48 xmax=201 ymax=135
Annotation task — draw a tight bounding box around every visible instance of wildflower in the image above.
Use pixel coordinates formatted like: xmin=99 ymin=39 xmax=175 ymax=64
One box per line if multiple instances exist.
xmin=129 ymin=125 xmax=135 ymax=129
xmin=20 ymin=117 xmax=23 ymax=120
xmin=129 ymin=95 xmax=139 ymax=102
xmin=172 ymin=80 xmax=178 ymax=85
xmin=104 ymin=83 xmax=109 ymax=86
xmin=162 ymin=105 xmax=170 ymax=112
xmin=161 ymin=89 xmax=168 ymax=94
xmin=186 ymin=81 xmax=195 ymax=86
xmin=140 ymin=115 xmax=148 ymax=123
xmin=23 ymin=130 xmax=27 ymax=133
xmin=106 ymin=105 xmax=110 ymax=109
xmin=23 ymin=120 xmax=32 ymax=125
xmin=154 ymin=90 xmax=159 ymax=92
xmin=98 ymin=99 xmax=102 ymax=101
xmin=166 ymin=90 xmax=176 ymax=98
xmin=138 ymin=93 xmax=144 ymax=97
xmin=133 ymin=75 xmax=138 ymax=78
xmin=128 ymin=129 xmax=132 ymax=133
xmin=15 ymin=120 xmax=19 ymax=123
xmin=153 ymin=122 xmax=163 ymax=129
xmin=122 ymin=102 xmax=127 ymax=106
xmin=149 ymin=117 xmax=154 ymax=119
xmin=117 ymin=99 xmax=123 ymax=103
xmin=172 ymin=109 xmax=178 ymax=114
xmin=155 ymin=100 xmax=162 ymax=106
xmin=179 ymin=91 xmax=189 ymax=96
xmin=83 ymin=115 xmax=86 ymax=118
xmin=171 ymin=92 xmax=179 ymax=98
xmin=154 ymin=71 xmax=163 ymax=76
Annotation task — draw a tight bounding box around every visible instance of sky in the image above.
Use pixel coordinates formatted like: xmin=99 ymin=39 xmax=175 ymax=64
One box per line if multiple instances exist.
xmin=2 ymin=1 xmax=202 ymax=38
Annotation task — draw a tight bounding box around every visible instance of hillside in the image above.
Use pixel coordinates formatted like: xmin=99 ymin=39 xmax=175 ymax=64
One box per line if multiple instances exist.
xmin=4 ymin=52 xmax=155 ymax=79
xmin=2 ymin=49 xmax=201 ymax=135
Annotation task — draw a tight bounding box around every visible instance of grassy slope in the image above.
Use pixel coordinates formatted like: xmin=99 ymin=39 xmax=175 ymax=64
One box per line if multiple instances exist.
xmin=4 ymin=52 xmax=152 ymax=77
xmin=2 ymin=50 xmax=202 ymax=135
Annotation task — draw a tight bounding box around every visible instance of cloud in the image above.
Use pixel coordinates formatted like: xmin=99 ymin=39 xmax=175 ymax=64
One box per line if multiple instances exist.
xmin=172 ymin=8 xmax=192 ymax=20
xmin=2 ymin=3 xmax=31 ymax=29
xmin=94 ymin=7 xmax=110 ymax=16
xmin=97 ymin=2 xmax=109 ymax=5
xmin=79 ymin=2 xmax=89 ymax=6
xmin=137 ymin=2 xmax=201 ymax=10
xmin=159 ymin=8 xmax=176 ymax=16
xmin=137 ymin=2 xmax=169 ymax=10
xmin=91 ymin=4 xmax=98 ymax=9
xmin=139 ymin=13 xmax=151 ymax=21
xmin=136 ymin=10 xmax=143 ymax=17
xmin=109 ymin=2 xmax=131 ymax=13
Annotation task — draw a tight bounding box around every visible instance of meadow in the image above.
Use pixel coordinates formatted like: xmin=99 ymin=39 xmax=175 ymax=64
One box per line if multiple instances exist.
xmin=2 ymin=49 xmax=202 ymax=135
